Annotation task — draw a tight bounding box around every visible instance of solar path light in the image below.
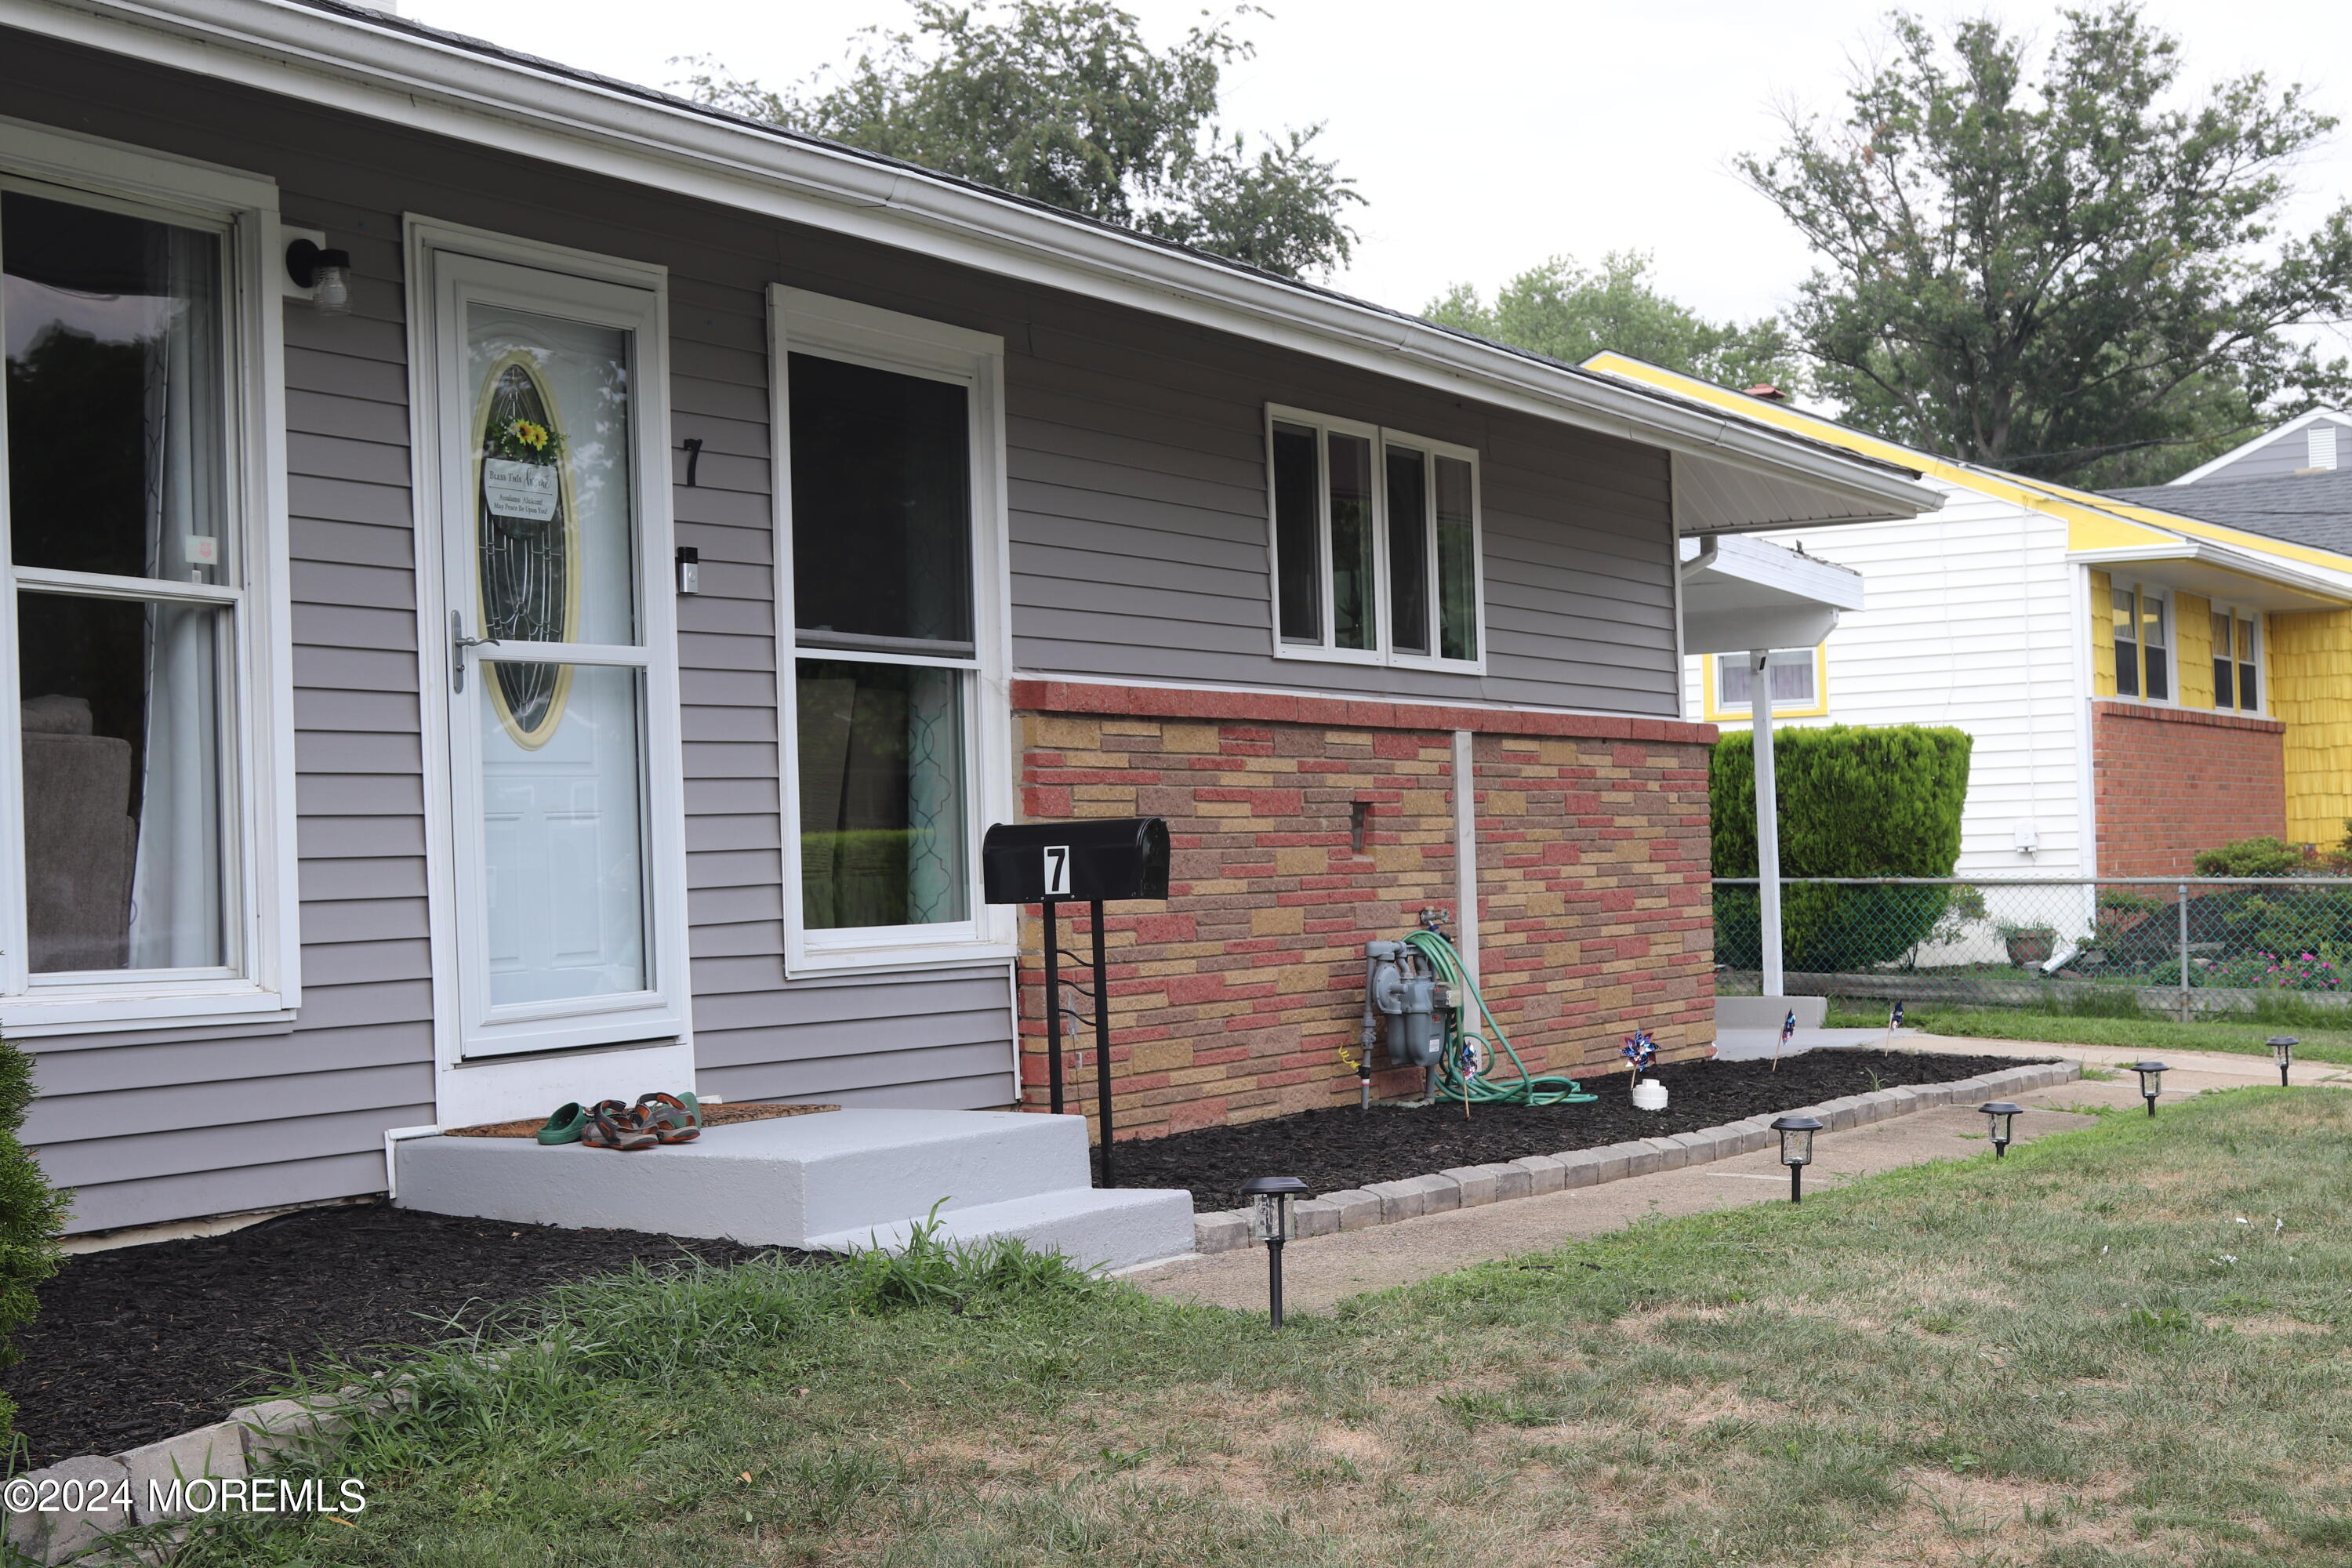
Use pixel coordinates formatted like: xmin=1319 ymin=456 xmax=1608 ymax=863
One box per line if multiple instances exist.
xmin=2124 ymin=1061 xmax=2167 ymax=1116
xmin=2270 ymin=1036 xmax=2297 ymax=1087
xmin=1769 ymin=1115 xmax=1824 ymax=1203
xmin=1242 ymin=1175 xmax=1311 ymax=1327
xmin=1978 ymin=1101 xmax=2022 ymax=1159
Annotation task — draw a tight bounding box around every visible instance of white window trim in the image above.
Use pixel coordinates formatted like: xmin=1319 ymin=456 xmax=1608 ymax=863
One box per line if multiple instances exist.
xmin=771 ymin=287 xmax=1016 ymax=975
xmin=0 ymin=117 xmax=299 ymax=1037
xmin=403 ymin=216 xmax=696 ymax=1119
xmin=1263 ymin=403 xmax=1486 ymax=673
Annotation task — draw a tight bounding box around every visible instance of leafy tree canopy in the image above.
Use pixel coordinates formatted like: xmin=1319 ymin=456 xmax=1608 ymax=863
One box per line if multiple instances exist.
xmin=677 ymin=1 xmax=1361 ymax=280
xmin=1425 ymin=252 xmax=1804 ymax=392
xmin=1740 ymin=4 xmax=2352 ymax=485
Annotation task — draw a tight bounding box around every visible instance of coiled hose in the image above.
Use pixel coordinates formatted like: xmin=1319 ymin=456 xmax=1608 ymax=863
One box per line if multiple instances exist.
xmin=1403 ymin=928 xmax=1596 ymax=1107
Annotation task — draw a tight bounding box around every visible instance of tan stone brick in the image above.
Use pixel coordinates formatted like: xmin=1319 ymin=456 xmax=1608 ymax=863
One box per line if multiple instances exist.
xmin=1131 ymin=1040 xmax=1194 ymax=1074
xmin=1251 ymin=906 xmax=1305 ymax=937
xmin=1486 ymin=792 xmax=1527 ymax=815
xmin=1274 ymin=847 xmax=1324 ymax=875
xmin=1373 ymin=845 xmax=1423 ymax=872
xmin=1161 ymin=723 xmax=1221 ymax=753
xmin=1030 ymin=715 xmax=1102 ymax=749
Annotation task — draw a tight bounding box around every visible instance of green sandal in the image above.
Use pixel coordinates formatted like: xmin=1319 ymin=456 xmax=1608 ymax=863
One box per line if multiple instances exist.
xmin=535 ymin=1102 xmax=589 ymax=1145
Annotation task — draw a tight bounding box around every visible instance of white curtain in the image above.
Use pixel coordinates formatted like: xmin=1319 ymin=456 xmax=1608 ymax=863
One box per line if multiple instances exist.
xmin=127 ymin=228 xmax=223 ymax=971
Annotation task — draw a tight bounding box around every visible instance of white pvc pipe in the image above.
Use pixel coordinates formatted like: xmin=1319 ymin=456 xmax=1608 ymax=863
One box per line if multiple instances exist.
xmin=1750 ymin=649 xmax=1784 ymax=998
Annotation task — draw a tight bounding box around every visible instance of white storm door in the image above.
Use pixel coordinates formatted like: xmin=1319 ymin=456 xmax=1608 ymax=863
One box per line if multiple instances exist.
xmin=426 ymin=250 xmax=685 ymax=1058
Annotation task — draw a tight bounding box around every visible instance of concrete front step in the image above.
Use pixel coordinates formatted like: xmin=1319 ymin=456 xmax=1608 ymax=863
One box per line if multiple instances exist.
xmin=395 ymin=1108 xmax=1120 ymax=1246
xmin=808 ymin=1185 xmax=1197 ymax=1273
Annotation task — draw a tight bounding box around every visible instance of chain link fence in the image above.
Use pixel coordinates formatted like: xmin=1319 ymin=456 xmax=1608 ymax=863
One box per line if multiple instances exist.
xmin=1714 ymin=877 xmax=2352 ymax=1020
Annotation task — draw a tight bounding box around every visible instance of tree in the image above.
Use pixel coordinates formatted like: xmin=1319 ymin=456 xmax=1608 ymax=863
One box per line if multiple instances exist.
xmin=677 ymin=2 xmax=1361 ymax=280
xmin=1424 ymin=252 xmax=1805 ymax=391
xmin=1740 ymin=4 xmax=2352 ymax=485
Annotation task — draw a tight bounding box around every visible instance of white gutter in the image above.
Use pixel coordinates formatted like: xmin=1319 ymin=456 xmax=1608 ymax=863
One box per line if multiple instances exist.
xmin=2067 ymin=541 xmax=2352 ymax=606
xmin=8 ymin=0 xmax=1940 ymax=521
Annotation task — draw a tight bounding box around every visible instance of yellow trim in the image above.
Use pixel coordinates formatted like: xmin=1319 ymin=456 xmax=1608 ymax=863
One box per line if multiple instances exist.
xmin=1700 ymin=646 xmax=1830 ymax=722
xmin=2089 ymin=569 xmax=2116 ymax=698
xmin=472 ymin=350 xmax=582 ymax=751
xmin=2176 ymin=593 xmax=2214 ymax=709
xmin=1584 ymin=352 xmax=2352 ymax=585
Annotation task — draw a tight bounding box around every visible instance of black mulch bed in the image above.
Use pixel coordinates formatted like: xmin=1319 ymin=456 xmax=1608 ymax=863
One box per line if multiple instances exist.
xmin=5 ymin=1200 xmax=827 ymax=1465
xmin=1117 ymin=1049 xmax=2049 ymax=1208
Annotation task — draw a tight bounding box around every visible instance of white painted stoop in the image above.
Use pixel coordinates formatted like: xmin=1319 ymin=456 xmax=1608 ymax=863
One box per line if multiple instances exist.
xmin=392 ymin=1109 xmax=1196 ymax=1272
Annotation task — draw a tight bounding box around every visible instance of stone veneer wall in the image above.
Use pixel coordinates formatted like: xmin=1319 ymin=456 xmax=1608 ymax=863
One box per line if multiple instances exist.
xmin=1010 ymin=681 xmax=1717 ymax=1142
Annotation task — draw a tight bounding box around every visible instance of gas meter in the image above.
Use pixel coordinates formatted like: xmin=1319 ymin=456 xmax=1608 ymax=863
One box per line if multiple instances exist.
xmin=1363 ymin=939 xmax=1454 ymax=1068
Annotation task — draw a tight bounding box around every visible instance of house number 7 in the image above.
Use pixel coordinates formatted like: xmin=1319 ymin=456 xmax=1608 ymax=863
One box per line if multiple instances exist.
xmin=1042 ymin=844 xmax=1071 ymax=898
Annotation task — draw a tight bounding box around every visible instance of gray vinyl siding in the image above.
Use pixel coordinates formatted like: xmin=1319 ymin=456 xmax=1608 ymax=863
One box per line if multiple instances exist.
xmin=2183 ymin=419 xmax=2351 ymax=485
xmin=4 ymin=23 xmax=1684 ymax=1232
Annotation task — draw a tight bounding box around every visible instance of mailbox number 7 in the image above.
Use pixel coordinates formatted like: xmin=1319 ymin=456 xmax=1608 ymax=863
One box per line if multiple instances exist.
xmin=1042 ymin=844 xmax=1072 ymax=898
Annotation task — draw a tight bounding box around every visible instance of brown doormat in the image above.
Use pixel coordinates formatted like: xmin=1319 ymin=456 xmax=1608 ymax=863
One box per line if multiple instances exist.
xmin=444 ymin=1103 xmax=843 ymax=1139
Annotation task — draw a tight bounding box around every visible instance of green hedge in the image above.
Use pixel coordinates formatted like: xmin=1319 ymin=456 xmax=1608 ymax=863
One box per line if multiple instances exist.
xmin=1712 ymin=724 xmax=1973 ymax=971
xmin=0 ymin=1035 xmax=65 ymax=1442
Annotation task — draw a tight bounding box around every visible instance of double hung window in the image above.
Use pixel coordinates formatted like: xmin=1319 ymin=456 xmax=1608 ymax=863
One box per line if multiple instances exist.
xmin=1267 ymin=407 xmax=1481 ymax=667
xmin=775 ymin=290 xmax=1007 ymax=970
xmin=0 ymin=135 xmax=292 ymax=1034
xmin=2111 ymin=586 xmax=2169 ymax=701
xmin=2211 ymin=609 xmax=2261 ymax=713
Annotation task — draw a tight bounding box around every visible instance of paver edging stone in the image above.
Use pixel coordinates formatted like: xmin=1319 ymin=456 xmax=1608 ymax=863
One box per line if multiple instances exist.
xmin=1190 ymin=1058 xmax=2081 ymax=1255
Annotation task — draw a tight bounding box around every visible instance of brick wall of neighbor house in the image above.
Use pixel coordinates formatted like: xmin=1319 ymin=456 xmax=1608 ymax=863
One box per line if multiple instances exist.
xmin=1010 ymin=681 xmax=1716 ymax=1141
xmin=2092 ymin=702 xmax=2288 ymax=876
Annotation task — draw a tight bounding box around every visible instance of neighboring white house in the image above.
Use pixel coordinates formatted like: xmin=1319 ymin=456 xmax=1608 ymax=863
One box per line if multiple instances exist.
xmin=1586 ymin=355 xmax=2352 ymax=900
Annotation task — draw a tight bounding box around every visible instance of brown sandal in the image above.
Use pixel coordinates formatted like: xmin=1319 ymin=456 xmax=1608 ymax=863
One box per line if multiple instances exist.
xmin=634 ymin=1092 xmax=701 ymax=1144
xmin=583 ymin=1100 xmax=656 ymax=1152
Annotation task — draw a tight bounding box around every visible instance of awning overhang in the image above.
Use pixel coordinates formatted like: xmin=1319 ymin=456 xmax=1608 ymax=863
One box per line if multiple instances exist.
xmin=1680 ymin=534 xmax=1865 ymax=655
xmin=2068 ymin=543 xmax=2352 ymax=613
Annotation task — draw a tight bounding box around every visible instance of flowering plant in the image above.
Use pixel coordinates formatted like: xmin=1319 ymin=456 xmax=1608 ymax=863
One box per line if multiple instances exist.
xmin=485 ymin=416 xmax=564 ymax=464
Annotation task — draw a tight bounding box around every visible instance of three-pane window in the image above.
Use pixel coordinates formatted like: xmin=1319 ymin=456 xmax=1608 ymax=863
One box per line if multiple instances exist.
xmin=1717 ymin=650 xmax=1819 ymax=711
xmin=1268 ymin=408 xmax=1481 ymax=666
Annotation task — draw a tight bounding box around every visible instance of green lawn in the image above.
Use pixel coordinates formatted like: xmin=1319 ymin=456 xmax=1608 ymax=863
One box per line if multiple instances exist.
xmin=159 ymin=1091 xmax=2352 ymax=1567
xmin=1824 ymin=1002 xmax=2352 ymax=1065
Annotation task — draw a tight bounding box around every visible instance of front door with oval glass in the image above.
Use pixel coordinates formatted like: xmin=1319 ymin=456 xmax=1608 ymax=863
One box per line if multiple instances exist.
xmin=427 ymin=250 xmax=685 ymax=1059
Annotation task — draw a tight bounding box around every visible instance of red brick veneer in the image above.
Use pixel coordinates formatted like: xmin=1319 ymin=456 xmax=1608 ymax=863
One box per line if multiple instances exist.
xmin=2092 ymin=702 xmax=2286 ymax=876
xmin=1011 ymin=681 xmax=1717 ymax=1140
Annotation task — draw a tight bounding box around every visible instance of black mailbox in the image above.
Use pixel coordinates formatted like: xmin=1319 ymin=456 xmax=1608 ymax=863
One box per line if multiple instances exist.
xmin=982 ymin=818 xmax=1170 ymax=904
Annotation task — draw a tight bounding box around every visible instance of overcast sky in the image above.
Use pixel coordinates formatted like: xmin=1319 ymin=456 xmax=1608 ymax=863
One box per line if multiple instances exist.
xmin=398 ymin=0 xmax=2352 ymax=333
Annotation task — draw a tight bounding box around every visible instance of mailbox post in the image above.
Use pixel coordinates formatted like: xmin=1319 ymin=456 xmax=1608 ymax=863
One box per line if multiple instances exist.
xmin=982 ymin=818 xmax=1171 ymax=1188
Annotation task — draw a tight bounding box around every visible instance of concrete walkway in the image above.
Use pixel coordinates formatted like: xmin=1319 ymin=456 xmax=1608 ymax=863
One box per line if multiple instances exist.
xmin=1130 ymin=1034 xmax=2341 ymax=1315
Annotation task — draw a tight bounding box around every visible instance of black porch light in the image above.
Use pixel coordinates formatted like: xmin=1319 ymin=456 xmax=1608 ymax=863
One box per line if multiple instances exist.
xmin=2269 ymin=1036 xmax=2297 ymax=1087
xmin=1769 ymin=1115 xmax=1824 ymax=1203
xmin=2125 ymin=1061 xmax=2168 ymax=1116
xmin=1978 ymin=1101 xmax=2023 ymax=1159
xmin=1241 ymin=1175 xmax=1311 ymax=1328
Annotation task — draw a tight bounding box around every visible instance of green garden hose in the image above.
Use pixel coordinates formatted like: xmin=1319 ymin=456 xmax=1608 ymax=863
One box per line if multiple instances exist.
xmin=1402 ymin=928 xmax=1596 ymax=1107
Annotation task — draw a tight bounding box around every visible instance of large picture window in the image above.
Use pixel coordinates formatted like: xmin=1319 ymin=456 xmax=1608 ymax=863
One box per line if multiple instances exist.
xmin=0 ymin=128 xmax=294 ymax=1033
xmin=774 ymin=290 xmax=1007 ymax=970
xmin=1266 ymin=406 xmax=1482 ymax=668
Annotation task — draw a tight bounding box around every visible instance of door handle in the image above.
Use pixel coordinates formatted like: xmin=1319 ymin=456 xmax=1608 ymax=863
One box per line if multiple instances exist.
xmin=451 ymin=611 xmax=499 ymax=694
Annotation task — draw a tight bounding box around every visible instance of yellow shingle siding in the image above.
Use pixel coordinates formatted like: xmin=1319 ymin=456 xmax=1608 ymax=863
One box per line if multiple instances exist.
xmin=2176 ymin=593 xmax=2214 ymax=709
xmin=2267 ymin=608 xmax=2352 ymax=845
xmin=2089 ymin=570 xmax=2117 ymax=698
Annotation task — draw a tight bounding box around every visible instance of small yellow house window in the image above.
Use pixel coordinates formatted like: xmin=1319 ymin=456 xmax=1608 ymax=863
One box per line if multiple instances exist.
xmin=2212 ymin=608 xmax=2261 ymax=712
xmin=2111 ymin=585 xmax=2170 ymax=701
xmin=1703 ymin=648 xmax=1829 ymax=721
